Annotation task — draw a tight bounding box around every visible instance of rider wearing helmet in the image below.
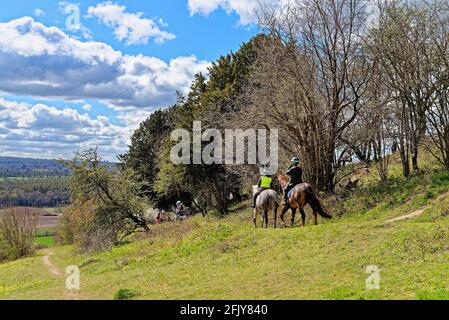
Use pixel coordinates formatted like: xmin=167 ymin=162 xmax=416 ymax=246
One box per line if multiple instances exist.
xmin=250 ymin=169 xmax=274 ymax=208
xmin=283 ymin=157 xmax=304 ymax=205
xmin=175 ymin=201 xmax=185 ymax=214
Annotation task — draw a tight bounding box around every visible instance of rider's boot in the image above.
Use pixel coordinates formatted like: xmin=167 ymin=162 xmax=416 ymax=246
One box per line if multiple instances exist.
xmin=283 ymin=192 xmax=289 ymax=206
xmin=250 ymin=195 xmax=257 ymax=208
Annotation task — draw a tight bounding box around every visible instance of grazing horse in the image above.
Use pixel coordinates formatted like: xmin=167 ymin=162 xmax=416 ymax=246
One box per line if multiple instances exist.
xmin=253 ymin=188 xmax=280 ymax=228
xmin=278 ymin=175 xmax=332 ymax=227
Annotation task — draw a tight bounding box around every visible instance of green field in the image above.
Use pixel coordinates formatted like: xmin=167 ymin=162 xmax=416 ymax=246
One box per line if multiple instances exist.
xmin=0 ymin=156 xmax=449 ymax=300
xmin=33 ymin=237 xmax=55 ymax=247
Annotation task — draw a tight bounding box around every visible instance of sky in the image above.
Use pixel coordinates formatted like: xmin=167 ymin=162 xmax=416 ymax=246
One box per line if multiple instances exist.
xmin=0 ymin=0 xmax=265 ymax=161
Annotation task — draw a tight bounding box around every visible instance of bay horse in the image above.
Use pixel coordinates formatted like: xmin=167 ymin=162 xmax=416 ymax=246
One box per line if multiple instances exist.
xmin=253 ymin=188 xmax=280 ymax=228
xmin=278 ymin=175 xmax=332 ymax=227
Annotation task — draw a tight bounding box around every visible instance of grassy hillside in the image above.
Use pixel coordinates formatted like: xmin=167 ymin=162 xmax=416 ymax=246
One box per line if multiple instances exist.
xmin=1 ymin=155 xmax=449 ymax=300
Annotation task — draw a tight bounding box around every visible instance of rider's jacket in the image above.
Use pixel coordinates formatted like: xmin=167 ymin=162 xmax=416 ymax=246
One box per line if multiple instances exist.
xmin=287 ymin=166 xmax=303 ymax=185
xmin=259 ymin=176 xmax=272 ymax=189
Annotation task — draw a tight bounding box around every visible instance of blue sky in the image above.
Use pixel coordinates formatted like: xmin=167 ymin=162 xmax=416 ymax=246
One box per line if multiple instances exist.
xmin=0 ymin=0 xmax=261 ymax=160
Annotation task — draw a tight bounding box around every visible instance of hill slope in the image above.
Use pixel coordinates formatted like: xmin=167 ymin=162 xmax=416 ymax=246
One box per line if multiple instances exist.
xmin=0 ymin=156 xmax=117 ymax=178
xmin=0 ymin=157 xmax=71 ymax=178
xmin=1 ymin=159 xmax=449 ymax=300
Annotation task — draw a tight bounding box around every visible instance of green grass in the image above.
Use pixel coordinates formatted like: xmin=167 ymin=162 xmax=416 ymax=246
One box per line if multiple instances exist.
xmin=1 ymin=153 xmax=449 ymax=300
xmin=33 ymin=237 xmax=55 ymax=247
xmin=33 ymin=228 xmax=56 ymax=247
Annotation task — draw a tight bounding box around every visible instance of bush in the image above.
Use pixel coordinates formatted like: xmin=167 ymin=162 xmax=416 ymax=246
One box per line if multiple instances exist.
xmin=57 ymin=200 xmax=114 ymax=253
xmin=113 ymin=288 xmax=139 ymax=300
xmin=0 ymin=207 xmax=39 ymax=261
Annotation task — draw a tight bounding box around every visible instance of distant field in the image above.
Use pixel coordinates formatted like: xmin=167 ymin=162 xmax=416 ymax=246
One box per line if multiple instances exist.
xmin=34 ymin=236 xmax=55 ymax=247
xmin=0 ymin=207 xmax=61 ymax=229
xmin=37 ymin=215 xmax=60 ymax=229
xmin=34 ymin=228 xmax=57 ymax=247
xmin=34 ymin=208 xmax=61 ymax=229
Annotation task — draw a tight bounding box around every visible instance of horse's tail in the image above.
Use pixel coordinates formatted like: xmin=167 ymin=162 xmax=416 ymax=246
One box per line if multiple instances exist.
xmin=269 ymin=190 xmax=280 ymax=209
xmin=306 ymin=188 xmax=332 ymax=219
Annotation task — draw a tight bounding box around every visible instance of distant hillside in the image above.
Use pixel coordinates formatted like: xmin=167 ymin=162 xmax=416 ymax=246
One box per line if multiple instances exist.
xmin=0 ymin=156 xmax=116 ymax=178
xmin=0 ymin=157 xmax=70 ymax=178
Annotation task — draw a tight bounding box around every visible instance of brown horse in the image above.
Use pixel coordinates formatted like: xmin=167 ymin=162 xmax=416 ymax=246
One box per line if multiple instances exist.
xmin=278 ymin=175 xmax=332 ymax=227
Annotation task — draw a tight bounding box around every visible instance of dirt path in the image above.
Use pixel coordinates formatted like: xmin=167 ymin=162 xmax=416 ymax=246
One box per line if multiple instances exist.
xmin=42 ymin=250 xmax=63 ymax=276
xmin=386 ymin=208 xmax=429 ymax=223
xmin=42 ymin=249 xmax=80 ymax=300
xmin=386 ymin=191 xmax=449 ymax=223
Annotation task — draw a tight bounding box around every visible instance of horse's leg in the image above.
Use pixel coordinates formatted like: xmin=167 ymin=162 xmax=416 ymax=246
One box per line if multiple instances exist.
xmin=291 ymin=208 xmax=297 ymax=228
xmin=300 ymin=208 xmax=306 ymax=227
xmin=264 ymin=209 xmax=268 ymax=228
xmin=280 ymin=206 xmax=289 ymax=228
xmin=273 ymin=205 xmax=278 ymax=229
xmin=253 ymin=208 xmax=257 ymax=228
xmin=313 ymin=211 xmax=318 ymax=225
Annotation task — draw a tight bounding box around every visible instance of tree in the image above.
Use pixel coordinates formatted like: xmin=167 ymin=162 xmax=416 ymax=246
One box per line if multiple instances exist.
xmin=423 ymin=0 xmax=449 ymax=169
xmin=62 ymin=149 xmax=148 ymax=252
xmin=151 ymin=38 xmax=263 ymax=215
xmin=119 ymin=108 xmax=175 ymax=199
xmin=367 ymin=0 xmax=445 ymax=175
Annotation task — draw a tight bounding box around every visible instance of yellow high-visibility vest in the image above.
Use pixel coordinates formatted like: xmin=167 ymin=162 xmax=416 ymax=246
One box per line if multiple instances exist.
xmin=260 ymin=176 xmax=272 ymax=189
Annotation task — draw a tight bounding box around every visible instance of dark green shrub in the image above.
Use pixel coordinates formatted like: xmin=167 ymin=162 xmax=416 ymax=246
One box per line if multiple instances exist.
xmin=114 ymin=289 xmax=139 ymax=300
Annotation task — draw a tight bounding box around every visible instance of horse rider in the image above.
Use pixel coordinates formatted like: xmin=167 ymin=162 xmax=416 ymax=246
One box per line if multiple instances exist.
xmin=251 ymin=170 xmax=274 ymax=208
xmin=283 ymin=157 xmax=304 ymax=206
xmin=175 ymin=200 xmax=186 ymax=217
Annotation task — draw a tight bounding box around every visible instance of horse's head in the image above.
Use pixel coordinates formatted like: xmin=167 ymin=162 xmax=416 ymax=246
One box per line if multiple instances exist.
xmin=277 ymin=175 xmax=288 ymax=191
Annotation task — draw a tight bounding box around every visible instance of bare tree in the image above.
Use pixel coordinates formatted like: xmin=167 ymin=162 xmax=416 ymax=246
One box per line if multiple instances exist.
xmin=423 ymin=0 xmax=449 ymax=169
xmin=368 ymin=0 xmax=449 ymax=175
xmin=245 ymin=0 xmax=371 ymax=192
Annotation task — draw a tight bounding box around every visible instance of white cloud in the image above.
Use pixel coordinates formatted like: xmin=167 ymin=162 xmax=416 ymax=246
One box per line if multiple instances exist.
xmin=187 ymin=0 xmax=291 ymax=25
xmin=87 ymin=2 xmax=176 ymax=45
xmin=82 ymin=104 xmax=92 ymax=111
xmin=116 ymin=108 xmax=154 ymax=129
xmin=0 ymin=17 xmax=210 ymax=110
xmin=33 ymin=8 xmax=46 ymax=17
xmin=188 ymin=0 xmax=261 ymax=24
xmin=0 ymin=98 xmax=129 ymax=160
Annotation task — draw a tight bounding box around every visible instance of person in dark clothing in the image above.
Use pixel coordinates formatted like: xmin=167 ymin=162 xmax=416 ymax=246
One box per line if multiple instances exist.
xmin=283 ymin=157 xmax=304 ymax=205
xmin=250 ymin=171 xmax=274 ymax=208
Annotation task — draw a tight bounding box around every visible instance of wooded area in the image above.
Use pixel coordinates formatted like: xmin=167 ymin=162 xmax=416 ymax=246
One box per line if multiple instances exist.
xmin=121 ymin=0 xmax=448 ymax=209
xmin=0 ymin=177 xmax=69 ymax=208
